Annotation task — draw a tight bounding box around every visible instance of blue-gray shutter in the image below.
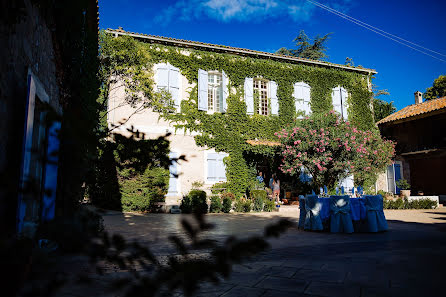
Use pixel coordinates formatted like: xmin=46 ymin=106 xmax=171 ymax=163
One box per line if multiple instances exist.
xmin=222 ymin=70 xmax=228 ymax=112
xmin=217 ymin=153 xmax=227 ymax=180
xmin=331 ymin=86 xmax=342 ymax=116
xmin=169 ymin=64 xmax=181 ymax=108
xmin=155 ymin=63 xmax=169 ymax=91
xmin=41 ymin=121 xmax=61 ymax=222
xmin=269 ymin=81 xmax=278 ymax=115
xmin=340 ymin=87 xmax=348 ymax=120
xmin=207 ymin=153 xmax=217 ymax=181
xmin=198 ymin=69 xmax=208 ymax=111
xmin=244 ymin=77 xmax=254 ymax=115
xmin=167 ymin=152 xmax=178 ymax=195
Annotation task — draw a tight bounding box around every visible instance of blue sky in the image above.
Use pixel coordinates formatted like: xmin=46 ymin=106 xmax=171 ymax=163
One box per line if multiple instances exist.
xmin=99 ymin=0 xmax=446 ymax=110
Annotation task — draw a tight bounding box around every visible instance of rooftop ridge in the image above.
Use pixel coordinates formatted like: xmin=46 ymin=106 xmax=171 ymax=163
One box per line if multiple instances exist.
xmin=105 ymin=28 xmax=377 ymax=75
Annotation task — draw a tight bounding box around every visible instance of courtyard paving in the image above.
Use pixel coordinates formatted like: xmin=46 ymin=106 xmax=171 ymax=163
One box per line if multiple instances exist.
xmin=92 ymin=208 xmax=446 ymax=297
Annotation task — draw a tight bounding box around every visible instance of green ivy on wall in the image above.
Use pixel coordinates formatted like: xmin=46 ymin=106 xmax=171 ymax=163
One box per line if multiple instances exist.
xmin=103 ymin=33 xmax=375 ymax=195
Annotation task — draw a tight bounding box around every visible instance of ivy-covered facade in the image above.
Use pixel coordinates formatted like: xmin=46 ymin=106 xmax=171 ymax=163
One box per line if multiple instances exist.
xmin=105 ymin=28 xmax=377 ymax=200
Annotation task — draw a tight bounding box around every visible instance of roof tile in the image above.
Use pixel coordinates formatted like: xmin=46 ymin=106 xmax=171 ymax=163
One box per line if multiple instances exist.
xmin=377 ymin=96 xmax=446 ymax=125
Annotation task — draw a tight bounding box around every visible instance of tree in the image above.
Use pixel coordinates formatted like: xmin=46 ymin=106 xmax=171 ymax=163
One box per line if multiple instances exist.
xmin=371 ymin=85 xmax=396 ymax=123
xmin=275 ymin=30 xmax=332 ymax=61
xmin=276 ymin=111 xmax=395 ymax=189
xmin=424 ymin=74 xmax=446 ymax=100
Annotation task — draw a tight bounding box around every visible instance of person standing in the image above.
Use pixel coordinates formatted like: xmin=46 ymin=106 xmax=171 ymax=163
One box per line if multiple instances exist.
xmin=272 ymin=176 xmax=280 ymax=204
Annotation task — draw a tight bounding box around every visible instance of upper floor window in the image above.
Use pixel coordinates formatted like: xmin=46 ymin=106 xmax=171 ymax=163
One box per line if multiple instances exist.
xmin=331 ymin=86 xmax=348 ymax=120
xmin=254 ymin=79 xmax=269 ymax=115
xmin=198 ymin=69 xmax=228 ymax=112
xmin=207 ymin=72 xmax=223 ymax=112
xmin=154 ymin=62 xmax=181 ymax=109
xmin=294 ymin=82 xmax=311 ymax=118
xmin=244 ymin=78 xmax=278 ymax=116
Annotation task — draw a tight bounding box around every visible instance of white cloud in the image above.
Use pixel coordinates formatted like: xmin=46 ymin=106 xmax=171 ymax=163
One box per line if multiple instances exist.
xmin=154 ymin=0 xmax=354 ymax=25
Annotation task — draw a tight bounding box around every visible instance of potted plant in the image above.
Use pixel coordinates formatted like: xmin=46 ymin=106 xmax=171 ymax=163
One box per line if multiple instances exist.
xmin=396 ymin=179 xmax=411 ymax=198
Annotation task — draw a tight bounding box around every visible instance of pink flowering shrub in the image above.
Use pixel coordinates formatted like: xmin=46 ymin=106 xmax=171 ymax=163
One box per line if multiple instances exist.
xmin=275 ymin=111 xmax=395 ymax=189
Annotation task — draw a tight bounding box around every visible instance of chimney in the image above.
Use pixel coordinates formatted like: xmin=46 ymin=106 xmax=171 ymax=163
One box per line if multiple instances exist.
xmin=414 ymin=91 xmax=423 ymax=104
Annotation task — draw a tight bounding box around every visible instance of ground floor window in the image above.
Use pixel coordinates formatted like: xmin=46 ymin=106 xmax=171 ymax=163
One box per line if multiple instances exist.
xmin=167 ymin=152 xmax=179 ymax=196
xmin=206 ymin=152 xmax=227 ymax=183
xmin=387 ymin=162 xmax=402 ymax=194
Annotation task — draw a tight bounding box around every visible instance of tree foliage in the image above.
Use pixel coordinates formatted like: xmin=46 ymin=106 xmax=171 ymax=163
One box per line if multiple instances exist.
xmin=424 ymin=74 xmax=446 ymax=100
xmin=275 ymin=30 xmax=332 ymax=61
xmin=276 ymin=111 xmax=394 ymax=189
xmin=371 ymin=85 xmax=396 ymax=123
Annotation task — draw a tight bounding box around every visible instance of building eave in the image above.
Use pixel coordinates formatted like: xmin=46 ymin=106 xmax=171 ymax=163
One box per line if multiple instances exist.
xmin=105 ymin=28 xmax=377 ymax=76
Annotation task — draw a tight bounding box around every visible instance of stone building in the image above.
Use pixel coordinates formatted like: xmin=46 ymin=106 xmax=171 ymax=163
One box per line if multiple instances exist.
xmin=0 ymin=0 xmax=99 ymax=237
xmin=105 ymin=28 xmax=377 ymax=207
xmin=377 ymin=93 xmax=446 ymax=198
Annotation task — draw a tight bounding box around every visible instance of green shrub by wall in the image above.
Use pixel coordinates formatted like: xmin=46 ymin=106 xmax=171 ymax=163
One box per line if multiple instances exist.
xmin=185 ymin=190 xmax=208 ymax=213
xmin=222 ymin=196 xmax=232 ymax=213
xmin=384 ymin=198 xmax=437 ymax=209
xmin=210 ymin=195 xmax=222 ymax=213
xmin=263 ymin=200 xmax=275 ymax=212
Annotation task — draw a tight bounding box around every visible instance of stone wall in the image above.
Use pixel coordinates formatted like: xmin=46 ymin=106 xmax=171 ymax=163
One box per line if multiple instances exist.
xmin=0 ymin=0 xmax=60 ymax=235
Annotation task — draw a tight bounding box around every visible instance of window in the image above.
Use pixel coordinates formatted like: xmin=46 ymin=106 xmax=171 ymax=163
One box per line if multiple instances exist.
xmin=206 ymin=152 xmax=227 ymax=183
xmin=207 ymin=72 xmax=223 ymax=112
xmin=294 ymin=82 xmax=311 ymax=117
xmin=198 ymin=69 xmax=228 ymax=112
xmin=331 ymin=86 xmax=348 ymax=120
xmin=167 ymin=152 xmax=180 ymax=196
xmin=254 ymin=79 xmax=269 ymax=115
xmin=155 ymin=63 xmax=181 ymax=109
xmin=387 ymin=163 xmax=402 ymax=194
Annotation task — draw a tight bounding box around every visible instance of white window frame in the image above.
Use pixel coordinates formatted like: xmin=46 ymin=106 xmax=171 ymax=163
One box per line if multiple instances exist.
xmin=386 ymin=161 xmax=403 ymax=194
xmin=154 ymin=62 xmax=182 ymax=112
xmin=166 ymin=150 xmax=181 ymax=197
xmin=253 ymin=78 xmax=269 ymax=116
xmin=207 ymin=71 xmax=223 ymax=113
xmin=294 ymin=82 xmax=311 ymax=118
xmin=204 ymin=150 xmax=228 ymax=185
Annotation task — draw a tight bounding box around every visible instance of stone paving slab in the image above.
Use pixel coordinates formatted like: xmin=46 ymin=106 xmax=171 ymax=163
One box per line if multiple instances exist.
xmin=304 ymin=281 xmax=360 ymax=297
xmin=254 ymin=276 xmax=308 ymax=293
xmin=220 ymin=286 xmax=265 ymax=297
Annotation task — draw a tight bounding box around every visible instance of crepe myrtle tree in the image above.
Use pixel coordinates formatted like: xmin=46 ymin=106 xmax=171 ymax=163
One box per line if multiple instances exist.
xmin=275 ymin=111 xmax=395 ymax=189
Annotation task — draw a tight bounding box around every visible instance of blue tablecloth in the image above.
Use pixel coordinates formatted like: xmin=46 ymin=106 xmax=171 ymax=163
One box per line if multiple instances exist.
xmin=307 ymin=197 xmax=366 ymax=221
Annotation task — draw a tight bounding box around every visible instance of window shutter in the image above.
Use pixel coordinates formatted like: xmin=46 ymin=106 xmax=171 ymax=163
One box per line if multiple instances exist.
xmin=222 ymin=70 xmax=228 ymax=113
xmin=169 ymin=64 xmax=181 ymax=108
xmin=269 ymin=81 xmax=278 ymax=115
xmin=331 ymin=86 xmax=342 ymax=116
xmin=41 ymin=121 xmax=61 ymax=222
xmin=168 ymin=152 xmax=178 ymax=195
xmin=294 ymin=82 xmax=311 ymax=116
xmin=155 ymin=63 xmax=169 ymax=91
xmin=302 ymin=83 xmax=311 ymax=115
xmin=198 ymin=69 xmax=208 ymax=111
xmin=340 ymin=87 xmax=348 ymax=120
xmin=217 ymin=154 xmax=227 ymax=180
xmin=244 ymin=77 xmax=254 ymax=115
xmin=207 ymin=153 xmax=217 ymax=181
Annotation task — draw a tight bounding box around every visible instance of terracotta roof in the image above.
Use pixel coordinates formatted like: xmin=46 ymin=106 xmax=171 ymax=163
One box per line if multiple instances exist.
xmin=105 ymin=28 xmax=377 ymax=75
xmin=246 ymin=140 xmax=281 ymax=147
xmin=377 ymin=96 xmax=446 ymax=125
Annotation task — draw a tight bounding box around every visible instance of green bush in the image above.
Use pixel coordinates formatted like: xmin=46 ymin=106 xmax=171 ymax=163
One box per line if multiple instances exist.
xmin=243 ymin=200 xmax=252 ymax=212
xmin=396 ymin=179 xmax=410 ymax=190
xmin=222 ymin=196 xmax=232 ymax=213
xmin=211 ymin=182 xmax=229 ymax=194
xmin=180 ymin=195 xmax=193 ymax=213
xmin=384 ymin=198 xmax=437 ymax=209
xmin=250 ymin=190 xmax=267 ymax=200
xmin=221 ymin=191 xmax=236 ymax=201
xmin=120 ymin=167 xmax=168 ymax=212
xmin=263 ymin=200 xmax=275 ymax=212
xmin=234 ymin=199 xmax=244 ymax=212
xmin=189 ymin=189 xmax=208 ymax=213
xmin=210 ymin=195 xmax=222 ymax=213
xmin=252 ymin=197 xmax=264 ymax=212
